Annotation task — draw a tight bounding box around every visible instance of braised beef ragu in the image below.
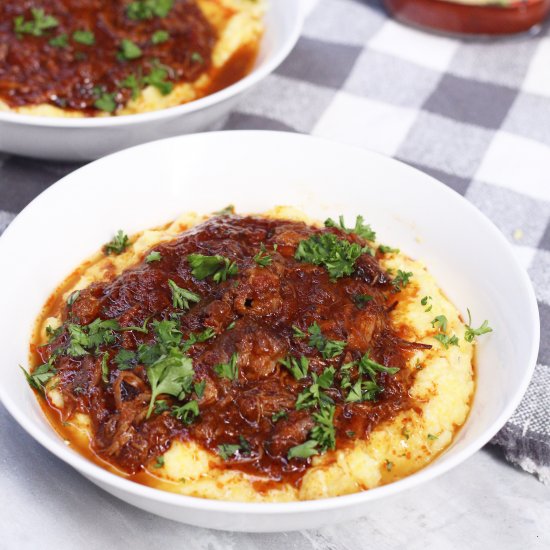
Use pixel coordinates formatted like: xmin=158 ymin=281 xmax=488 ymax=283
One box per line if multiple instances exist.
xmin=36 ymin=215 xmax=425 ymax=485
xmin=0 ymin=0 xmax=217 ymax=113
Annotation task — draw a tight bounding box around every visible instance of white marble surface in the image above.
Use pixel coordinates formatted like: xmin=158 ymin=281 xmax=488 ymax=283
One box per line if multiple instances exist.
xmin=1 ymin=403 xmax=548 ymax=549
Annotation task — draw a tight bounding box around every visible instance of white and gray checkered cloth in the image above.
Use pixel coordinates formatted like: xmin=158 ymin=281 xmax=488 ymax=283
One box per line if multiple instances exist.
xmin=0 ymin=0 xmax=549 ymax=483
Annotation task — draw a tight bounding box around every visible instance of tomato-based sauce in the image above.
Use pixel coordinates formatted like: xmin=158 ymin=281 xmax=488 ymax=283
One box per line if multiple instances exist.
xmin=33 ymin=215 xmax=429 ymax=486
xmin=0 ymin=1 xmax=253 ymax=114
xmin=383 ymin=0 xmax=550 ymax=35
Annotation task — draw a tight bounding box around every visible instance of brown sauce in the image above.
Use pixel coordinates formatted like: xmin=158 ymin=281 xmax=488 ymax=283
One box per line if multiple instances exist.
xmin=0 ymin=0 xmax=257 ymax=114
xmin=32 ymin=215 xmax=427 ymax=486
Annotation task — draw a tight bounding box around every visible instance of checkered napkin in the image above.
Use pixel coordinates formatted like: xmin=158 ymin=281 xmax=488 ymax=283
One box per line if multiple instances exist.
xmin=1 ymin=0 xmax=549 ymax=483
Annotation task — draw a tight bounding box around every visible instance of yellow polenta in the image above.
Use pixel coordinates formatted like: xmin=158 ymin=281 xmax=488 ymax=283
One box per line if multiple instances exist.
xmin=0 ymin=0 xmax=265 ymax=118
xmin=42 ymin=207 xmax=474 ymax=502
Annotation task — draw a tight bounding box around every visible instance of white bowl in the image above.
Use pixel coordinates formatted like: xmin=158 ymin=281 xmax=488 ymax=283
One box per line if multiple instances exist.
xmin=0 ymin=131 xmax=539 ymax=532
xmin=0 ymin=0 xmax=311 ymax=162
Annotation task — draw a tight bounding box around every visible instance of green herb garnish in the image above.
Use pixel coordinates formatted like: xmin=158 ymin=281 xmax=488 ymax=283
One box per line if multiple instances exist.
xmin=307 ymin=322 xmax=346 ymax=359
xmin=171 ymin=400 xmax=199 ymax=424
xmin=295 ymin=232 xmax=368 ymax=280
xmin=392 ymin=270 xmax=413 ymax=291
xmin=143 ymin=62 xmax=173 ymax=95
xmin=271 ymin=410 xmax=288 ymax=422
xmin=119 ymin=39 xmax=142 ymax=60
xmin=94 ymin=92 xmax=117 ymax=113
xmin=13 ymin=9 xmax=58 ymax=37
xmin=127 ymin=0 xmax=174 ymax=20
xmin=168 ymin=279 xmax=201 ymax=310
xmin=213 ymin=352 xmax=239 ymax=381
xmin=352 ymin=294 xmax=373 ymax=309
xmin=253 ymin=243 xmax=274 ymax=267
xmin=114 ymin=349 xmax=136 ymax=370
xmin=104 ymin=230 xmax=130 ymax=254
xmin=434 ymin=333 xmax=459 ymax=349
xmin=49 ymin=33 xmax=68 ymax=48
xmin=152 ymin=30 xmax=170 ymax=44
xmin=287 ymin=440 xmax=318 ymax=460
xmin=279 ymin=355 xmax=309 ymax=380
xmin=20 ymin=363 xmax=56 ymax=394
xmin=464 ymin=309 xmax=493 ymax=343
xmin=73 ymin=30 xmax=95 ymax=45
xmin=431 ymin=315 xmax=448 ymax=333
xmin=153 ymin=456 xmax=165 ymax=469
xmin=188 ymin=253 xmax=238 ymax=283
xmin=378 ymin=245 xmax=399 ymax=254
xmin=324 ymin=215 xmax=376 ymax=242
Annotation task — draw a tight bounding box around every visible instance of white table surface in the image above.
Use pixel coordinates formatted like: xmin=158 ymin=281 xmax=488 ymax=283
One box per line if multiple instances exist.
xmin=2 ymin=402 xmax=548 ymax=549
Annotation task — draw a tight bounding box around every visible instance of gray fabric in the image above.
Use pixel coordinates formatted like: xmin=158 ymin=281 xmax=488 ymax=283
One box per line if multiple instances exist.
xmin=0 ymin=0 xmax=549 ymax=488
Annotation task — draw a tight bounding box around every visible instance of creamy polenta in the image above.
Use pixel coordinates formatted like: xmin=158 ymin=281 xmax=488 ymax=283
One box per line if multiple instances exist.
xmin=29 ymin=207 xmax=479 ymax=502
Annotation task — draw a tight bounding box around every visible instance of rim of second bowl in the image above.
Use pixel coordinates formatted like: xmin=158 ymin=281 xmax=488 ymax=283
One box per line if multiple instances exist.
xmin=0 ymin=1 xmax=305 ymax=129
xmin=0 ymin=131 xmax=540 ymax=515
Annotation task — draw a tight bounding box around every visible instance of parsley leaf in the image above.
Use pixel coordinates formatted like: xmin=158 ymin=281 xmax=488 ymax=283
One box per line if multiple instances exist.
xmin=292 ymin=325 xmax=307 ymax=339
xmin=168 ymin=279 xmax=201 ymax=310
xmin=73 ymin=30 xmax=95 ymax=45
xmin=127 ymin=0 xmax=174 ymax=20
xmin=307 ymin=322 xmax=346 ymax=359
xmin=288 ymin=440 xmax=318 ymax=460
xmin=191 ymin=52 xmax=204 ymax=64
xmin=295 ymin=232 xmax=367 ymax=279
xmin=120 ymin=73 xmax=142 ymax=100
xmin=217 ymin=443 xmax=241 ymax=460
xmin=352 ymin=293 xmax=373 ymax=309
xmin=464 ymin=309 xmax=493 ymax=343
xmin=181 ymin=327 xmax=216 ymax=353
xmin=279 ymin=355 xmax=309 ymax=380
xmin=67 ymin=290 xmax=80 ymax=306
xmin=421 ymin=295 xmax=433 ymax=312
xmin=94 ymin=92 xmax=117 ymax=113
xmin=13 ymin=9 xmax=58 ymax=37
xmin=143 ymin=62 xmax=173 ymax=95
xmin=145 ymin=251 xmax=162 ymax=263
xmin=171 ymin=400 xmax=199 ymax=424
xmin=214 ymin=352 xmax=239 ymax=381
xmin=104 ymin=230 xmax=130 ymax=255
xmin=310 ymin=404 xmax=336 ymax=452
xmin=378 ymin=244 xmax=400 ymax=254
xmin=434 ymin=333 xmax=459 ymax=349
xmin=194 ymin=380 xmax=206 ymax=399
xmin=154 ymin=399 xmax=170 ymax=414
xmin=271 ymin=410 xmax=288 ymax=422
xmin=324 ymin=215 xmax=376 ymax=242
xmin=431 ymin=315 xmax=448 ymax=333
xmin=153 ymin=456 xmax=165 ymax=469
xmin=119 ymin=39 xmax=142 ymax=60
xmin=392 ymin=270 xmax=413 ymax=291
xmin=49 ymin=33 xmax=68 ymax=48
xmin=20 ymin=363 xmax=56 ymax=394
xmin=188 ymin=253 xmax=238 ymax=283
xmin=152 ymin=319 xmax=182 ymax=348
xmin=253 ymin=243 xmax=274 ymax=267
xmin=101 ymin=352 xmax=109 ymax=383
xmin=145 ymin=349 xmax=194 ymax=418
xmin=152 ymin=30 xmax=170 ymax=44
xmin=66 ymin=319 xmax=120 ymax=357
xmin=114 ymin=349 xmax=136 ymax=370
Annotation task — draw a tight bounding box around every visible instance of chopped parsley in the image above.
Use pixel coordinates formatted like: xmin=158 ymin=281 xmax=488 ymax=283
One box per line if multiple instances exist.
xmin=104 ymin=230 xmax=130 ymax=254
xmin=295 ymin=367 xmax=335 ymax=410
xmin=295 ymin=232 xmax=368 ymax=280
xmin=287 ymin=440 xmax=318 ymax=460
xmin=214 ymin=352 xmax=239 ymax=381
xmin=310 ymin=404 xmax=336 ymax=452
xmin=307 ymin=322 xmax=346 ymax=359
xmin=324 ymin=215 xmax=376 ymax=242
xmin=20 ymin=362 xmax=56 ymax=394
xmin=421 ymin=295 xmax=433 ymax=312
xmin=66 ymin=319 xmax=120 ymax=357
xmin=143 ymin=62 xmax=173 ymax=95
xmin=292 ymin=325 xmax=307 ymax=339
xmin=217 ymin=444 xmax=240 ymax=460
xmin=145 ymin=349 xmax=194 ymax=418
xmin=191 ymin=51 xmax=204 ymax=64
xmin=352 ymin=293 xmax=373 ymax=309
xmin=385 ymin=459 xmax=394 ymax=472
xmin=392 ymin=270 xmax=413 ymax=291
xmin=154 ymin=399 xmax=170 ymax=414
xmin=279 ymin=355 xmax=309 ymax=380
xmin=146 ymin=251 xmax=162 ymax=263
xmin=193 ymin=380 xmax=206 ymax=399
xmin=49 ymin=33 xmax=68 ymax=48
xmin=253 ymin=243 xmax=275 ymax=267
xmin=67 ymin=290 xmax=81 ymax=307
xmin=153 ymin=456 xmax=165 ymax=469
xmin=271 ymin=410 xmax=288 ymax=422
xmin=434 ymin=333 xmax=459 ymax=349
xmin=114 ymin=349 xmax=136 ymax=370
xmin=101 ymin=353 xmax=109 ymax=383
xmin=171 ymin=400 xmax=199 ymax=424
xmin=127 ymin=0 xmax=174 ymax=20
xmin=119 ymin=39 xmax=142 ymax=60
xmin=214 ymin=205 xmax=235 ymax=216
xmin=378 ymin=244 xmax=399 ymax=254
xmin=181 ymin=327 xmax=216 ymax=353
xmin=120 ymin=73 xmax=141 ymax=100
xmin=431 ymin=315 xmax=448 ymax=333
xmin=13 ymin=8 xmax=58 ymax=37
xmin=151 ymin=30 xmax=170 ymax=44
xmin=94 ymin=92 xmax=117 ymax=113
xmin=427 ymin=433 xmax=439 ymax=441
xmin=73 ymin=30 xmax=95 ymax=46
xmin=464 ymin=309 xmax=493 ymax=343
xmin=167 ymin=279 xmax=201 ymax=310
xmin=188 ymin=253 xmax=238 ymax=283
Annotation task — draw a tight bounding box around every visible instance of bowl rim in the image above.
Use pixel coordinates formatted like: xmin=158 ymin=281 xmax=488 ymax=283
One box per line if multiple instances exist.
xmin=0 ymin=130 xmax=540 ymax=515
xmin=0 ymin=1 xmax=304 ymax=129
